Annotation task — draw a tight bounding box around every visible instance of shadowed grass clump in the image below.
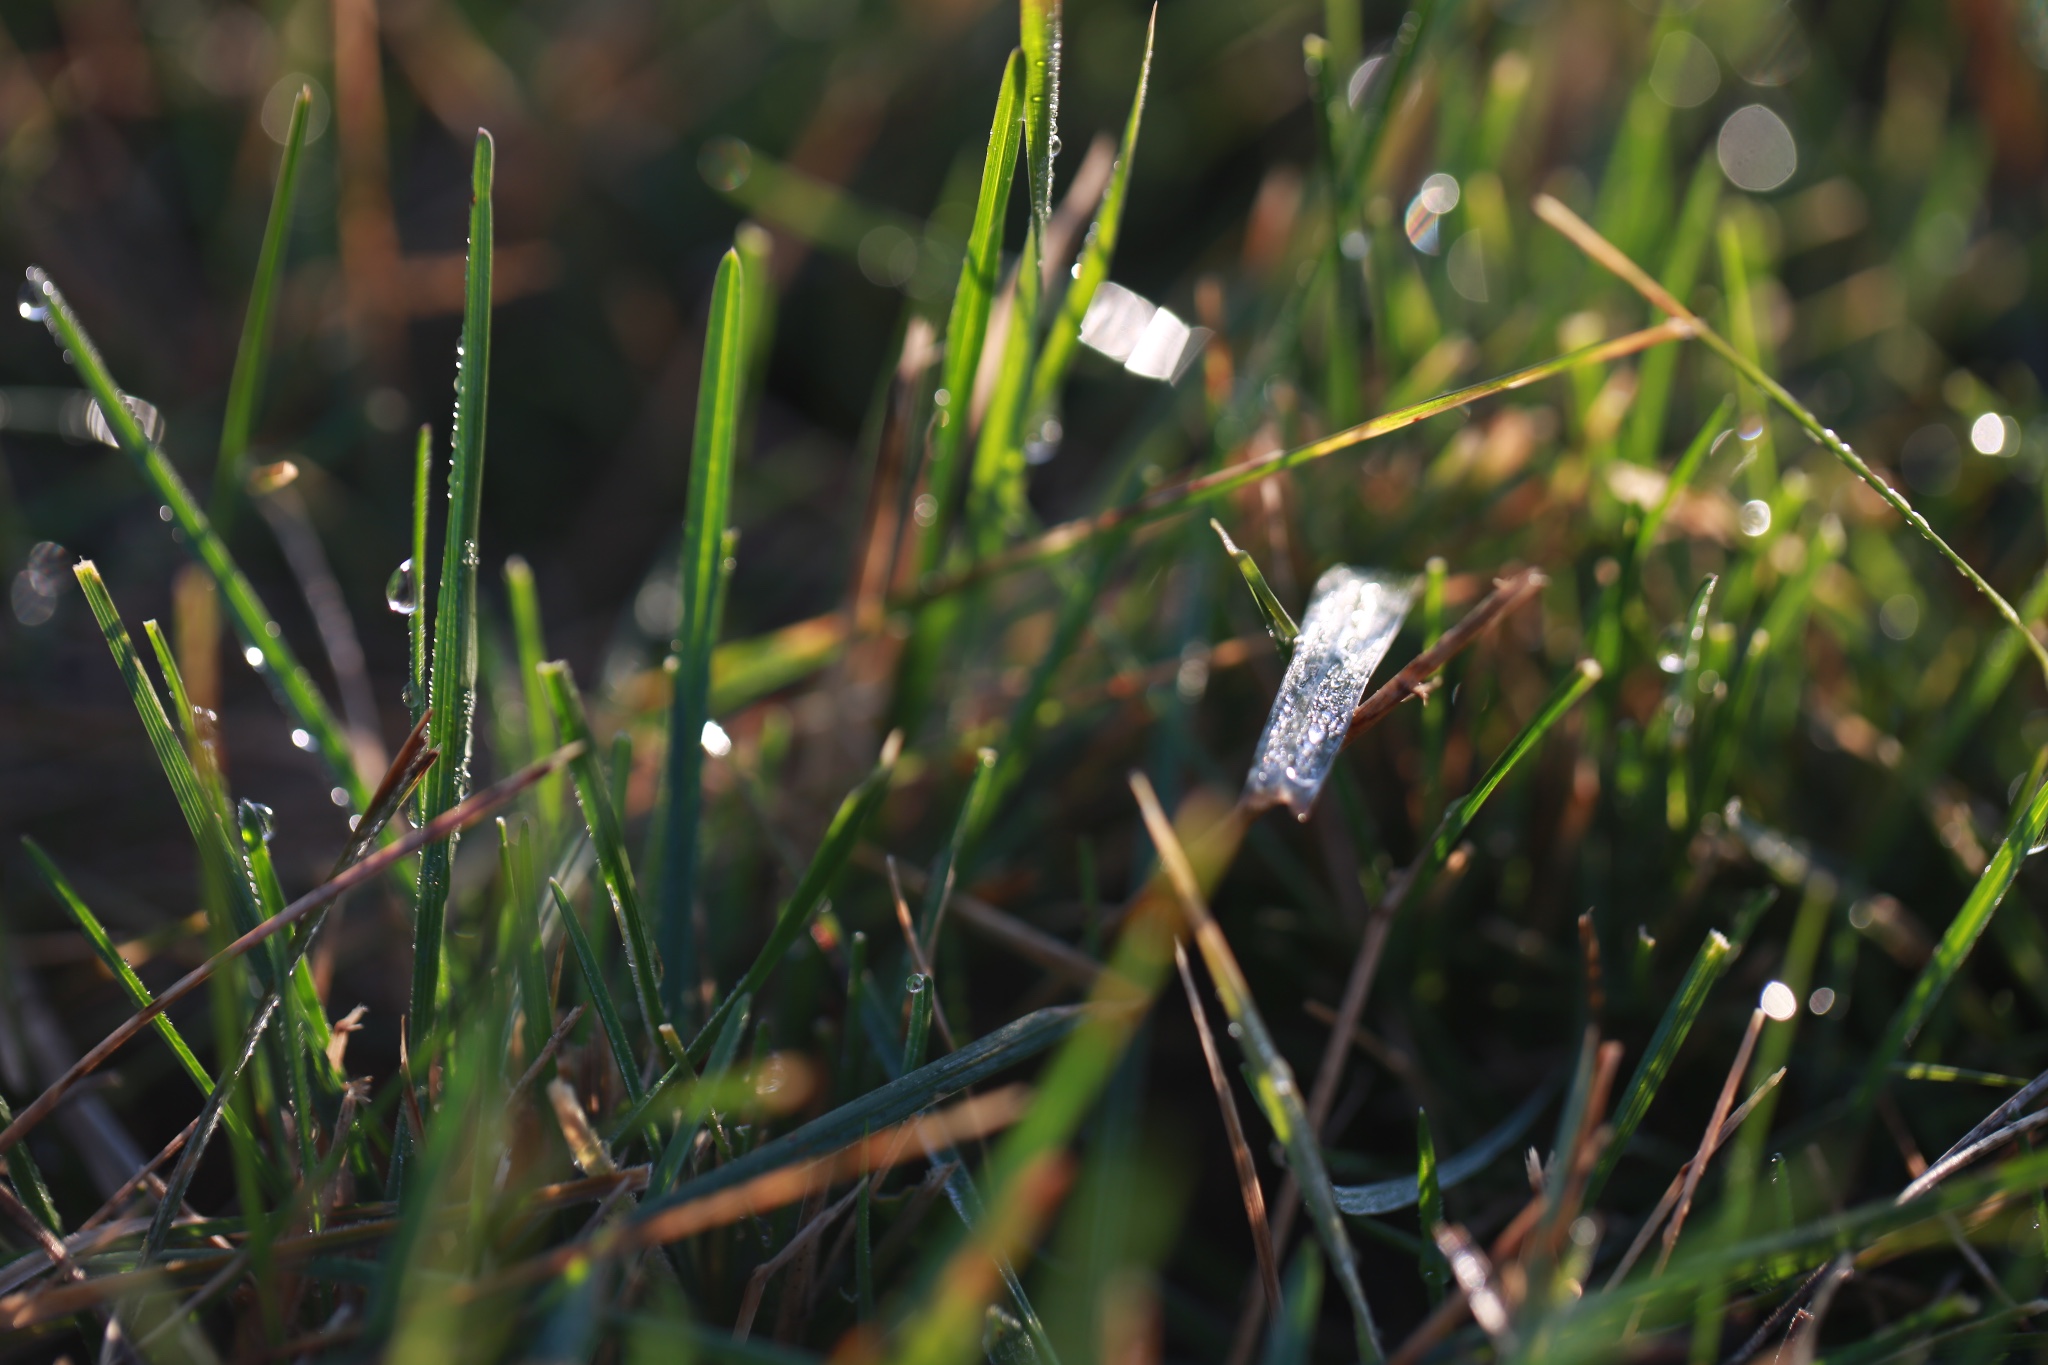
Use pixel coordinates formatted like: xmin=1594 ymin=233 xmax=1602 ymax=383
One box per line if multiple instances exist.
xmin=5 ymin=0 xmax=2048 ymax=1361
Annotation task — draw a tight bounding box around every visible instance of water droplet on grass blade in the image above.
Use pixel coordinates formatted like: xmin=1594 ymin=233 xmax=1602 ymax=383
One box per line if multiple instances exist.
xmin=16 ymin=280 xmax=48 ymax=321
xmin=385 ymin=558 xmax=419 ymax=614
xmin=291 ymin=727 xmax=314 ymax=750
xmin=1739 ymin=499 xmax=1772 ymax=536
xmin=1244 ymin=566 xmax=1418 ymax=816
xmin=84 ymin=393 xmax=166 ymax=448
xmin=236 ymin=799 xmax=276 ymax=849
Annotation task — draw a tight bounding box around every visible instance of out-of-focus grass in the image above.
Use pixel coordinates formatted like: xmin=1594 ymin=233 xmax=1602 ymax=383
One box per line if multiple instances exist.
xmin=4 ymin=0 xmax=2048 ymax=1360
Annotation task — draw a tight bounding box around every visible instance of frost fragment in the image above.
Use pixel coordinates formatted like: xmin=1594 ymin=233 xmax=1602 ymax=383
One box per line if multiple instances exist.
xmin=1244 ymin=566 xmax=1417 ymax=817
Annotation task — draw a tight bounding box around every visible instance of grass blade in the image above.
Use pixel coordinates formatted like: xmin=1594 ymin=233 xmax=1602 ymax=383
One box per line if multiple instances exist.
xmin=1629 ymin=397 xmax=1733 ymax=567
xmin=917 ymin=746 xmax=999 ymax=953
xmin=1415 ymin=1109 xmax=1449 ymax=1304
xmin=1021 ymin=11 xmax=1154 ymax=423
xmin=1622 ymin=151 xmax=1722 ymax=468
xmin=920 ymin=50 xmax=1025 ymax=574
xmin=411 ymin=130 xmax=496 ymax=1051
xmin=1211 ymin=518 xmax=1299 ymax=651
xmin=1130 ymin=773 xmax=1381 ymax=1361
xmin=659 ymin=245 xmax=748 ymax=1020
xmin=1333 ymin=1079 xmax=1554 ymax=1214
xmin=552 ymin=880 xmax=645 ymax=1108
xmin=407 ymin=425 xmax=433 ymax=730
xmin=503 ymin=556 xmax=562 ymax=838
xmin=1585 ymin=928 xmax=1735 ymax=1205
xmin=1019 ymin=0 xmax=1060 ymax=233
xmin=209 ymin=85 xmax=312 ymax=527
xmin=540 ymin=661 xmax=667 ymax=1045
xmin=1857 ymin=750 xmax=2048 ymax=1108
xmin=685 ymin=731 xmax=902 ymax=1065
xmin=26 ymin=275 xmax=364 ymax=805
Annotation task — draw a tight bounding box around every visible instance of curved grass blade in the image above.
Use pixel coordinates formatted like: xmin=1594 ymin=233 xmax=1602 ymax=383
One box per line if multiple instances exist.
xmin=210 ymin=85 xmax=312 ymax=527
xmin=411 ymin=130 xmax=496 ymax=1051
xmin=659 ymin=246 xmax=748 ymax=1020
xmin=552 ymin=879 xmax=644 ymax=1109
xmin=1131 ymin=774 xmax=1381 ymax=1361
xmin=1334 ymin=1078 xmax=1555 ymax=1215
xmin=1532 ymin=192 xmax=2048 ymax=690
xmin=540 ymin=661 xmax=667 ymax=1045
xmin=920 ymin=50 xmax=1025 ymax=575
xmin=25 ymin=274 xmax=364 ymax=807
xmin=1630 ymin=397 xmax=1733 ymax=567
xmin=1211 ymin=519 xmax=1298 ymax=652
xmin=141 ymin=995 xmax=279 ymax=1262
xmin=1021 ymin=11 xmax=1154 ymax=424
xmin=1244 ymin=567 xmax=1417 ymax=817
xmin=643 ymin=1004 xmax=1082 ymax=1208
xmin=684 ymin=731 xmax=902 ymax=1065
xmin=1584 ymin=928 xmax=1734 ymax=1206
xmin=911 ymin=320 xmax=1691 ymax=602
xmin=1857 ymin=747 xmax=2048 ymax=1109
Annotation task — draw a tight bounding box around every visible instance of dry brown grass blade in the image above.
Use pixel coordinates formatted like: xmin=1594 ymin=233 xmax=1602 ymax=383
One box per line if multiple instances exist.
xmin=735 ymin=1179 xmax=866 ymax=1341
xmin=1652 ymin=1005 xmax=1767 ymax=1281
xmin=886 ymin=856 xmax=956 ymax=1052
xmin=1346 ymin=567 xmax=1547 ymax=741
xmin=0 ymin=742 xmax=581 ymax=1163
xmin=1175 ymin=940 xmax=1283 ymax=1319
xmin=868 ymin=850 xmax=1104 ymax=989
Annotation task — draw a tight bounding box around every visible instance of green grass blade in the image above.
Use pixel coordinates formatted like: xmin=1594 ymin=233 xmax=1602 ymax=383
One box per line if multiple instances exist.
xmin=1623 ymin=151 xmax=1721 ymax=467
xmin=27 ymin=275 xmax=362 ymax=806
xmin=659 ymin=245 xmax=747 ymax=1021
xmin=552 ymin=879 xmax=645 ymax=1107
xmin=1333 ymin=1079 xmax=1554 ymax=1214
xmin=407 ymin=425 xmax=433 ymax=729
xmin=648 ymin=994 xmax=749 ymax=1192
xmin=1022 ymin=11 xmax=1153 ymax=424
xmin=72 ymin=562 xmax=265 ymax=942
xmin=1585 ymin=929 xmax=1735 ymax=1206
xmin=0 ymin=1090 xmax=60 ymax=1234
xmin=411 ymin=130 xmax=496 ymax=1051
xmin=1857 ymin=749 xmax=2048 ymax=1108
xmin=499 ymin=820 xmax=553 ymax=1068
xmin=209 ymin=84 xmax=312 ymax=527
xmin=966 ymin=224 xmax=1042 ymax=554
xmin=1019 ymin=0 xmax=1060 ymax=232
xmin=539 ymin=661 xmax=667 ymax=1045
xmin=918 ymin=746 xmax=999 ymax=952
xmin=1421 ymin=658 xmax=1603 ymax=881
xmin=640 ymin=1003 xmax=1084 ymax=1208
xmin=685 ymin=732 xmax=901 ymax=1065
xmin=1415 ymin=1108 xmax=1449 ymax=1304
xmin=143 ymin=993 xmax=280 ymax=1261
xmin=1210 ymin=518 xmax=1299 ymax=651
xmin=503 ymin=555 xmax=563 ymax=838
xmin=920 ymin=50 xmax=1024 ymax=575
xmin=901 ymin=974 xmax=934 ymax=1072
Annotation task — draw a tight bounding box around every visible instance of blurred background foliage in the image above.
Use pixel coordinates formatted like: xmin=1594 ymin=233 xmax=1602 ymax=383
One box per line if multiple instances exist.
xmin=6 ymin=0 xmax=2048 ymax=1355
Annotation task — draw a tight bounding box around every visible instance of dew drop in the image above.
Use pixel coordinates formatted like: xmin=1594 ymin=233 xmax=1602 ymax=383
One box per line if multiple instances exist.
xmin=290 ymin=727 xmax=314 ymax=751
xmin=1738 ymin=414 xmax=1765 ymax=442
xmin=236 ymin=798 xmax=276 ymax=850
xmin=329 ymin=786 xmax=351 ymax=808
xmin=244 ymin=645 xmax=265 ymax=668
xmin=401 ymin=679 xmax=421 ymax=710
xmin=1657 ymin=650 xmax=1684 ymax=674
xmin=385 ymin=557 xmax=420 ymax=615
xmin=16 ymin=280 xmax=48 ymax=322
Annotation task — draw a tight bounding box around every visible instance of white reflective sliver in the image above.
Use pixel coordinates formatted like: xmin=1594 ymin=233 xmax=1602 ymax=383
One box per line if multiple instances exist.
xmin=1079 ymin=280 xmax=1209 ymax=384
xmin=1243 ymin=566 xmax=1417 ymax=817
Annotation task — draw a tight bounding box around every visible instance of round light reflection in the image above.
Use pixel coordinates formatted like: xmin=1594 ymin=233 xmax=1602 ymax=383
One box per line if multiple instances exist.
xmin=1971 ymin=412 xmax=2010 ymax=455
xmin=1718 ymin=105 xmax=1797 ymax=192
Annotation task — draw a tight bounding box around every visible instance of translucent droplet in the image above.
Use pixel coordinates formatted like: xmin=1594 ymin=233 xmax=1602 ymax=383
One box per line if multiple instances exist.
xmin=16 ymin=280 xmax=48 ymax=322
xmin=244 ymin=645 xmax=265 ymax=668
xmin=1739 ymin=499 xmax=1772 ymax=537
xmin=236 ymin=798 xmax=276 ymax=850
xmin=401 ymin=679 xmax=421 ymax=711
xmin=385 ymin=557 xmax=419 ymax=615
xmin=700 ymin=719 xmax=732 ymax=758
xmin=1657 ymin=650 xmax=1684 ymax=674
xmin=290 ymin=727 xmax=314 ymax=751
xmin=192 ymin=705 xmax=218 ymax=727
xmin=329 ymin=786 xmax=351 ymax=808
xmin=1738 ymin=414 xmax=1765 ymax=442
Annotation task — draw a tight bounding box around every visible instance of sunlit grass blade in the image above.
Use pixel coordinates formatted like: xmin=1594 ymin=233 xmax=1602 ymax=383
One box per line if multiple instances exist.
xmin=1130 ymin=774 xmax=1380 ymax=1360
xmin=918 ymin=746 xmax=998 ymax=952
xmin=965 ymin=224 xmax=1041 ymax=554
xmin=1022 ymin=11 xmax=1153 ymax=423
xmin=1211 ymin=518 xmax=1299 ymax=651
xmin=1532 ymin=192 xmax=2048 ymax=689
xmin=552 ymin=879 xmax=645 ymax=1108
xmin=1585 ymin=928 xmax=1734 ymax=1206
xmin=1630 ymin=397 xmax=1733 ymax=567
xmin=1623 ymin=151 xmax=1721 ymax=467
xmin=1415 ymin=1109 xmax=1449 ymax=1305
xmin=209 ymin=84 xmax=311 ymax=527
xmin=502 ymin=557 xmax=560 ymax=837
xmin=25 ymin=274 xmax=364 ymax=806
xmin=914 ymin=321 xmax=1690 ymax=601
xmin=920 ymin=49 xmax=1024 ymax=574
xmin=72 ymin=561 xmax=265 ymax=943
xmin=649 ymin=994 xmax=749 ymax=1192
xmin=540 ymin=661 xmax=667 ymax=1044
xmin=141 ymin=994 xmax=280 ymax=1261
xmin=685 ymin=731 xmax=901 ymax=1065
xmin=411 ymin=129 xmax=496 ymax=1052
xmin=1019 ymin=0 xmax=1060 ymax=233
xmin=1857 ymin=747 xmax=2048 ymax=1109
xmin=659 ymin=245 xmax=747 ymax=1021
